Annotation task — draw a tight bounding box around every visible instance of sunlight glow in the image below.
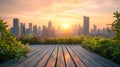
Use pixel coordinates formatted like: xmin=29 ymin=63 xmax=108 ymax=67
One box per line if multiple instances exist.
xmin=63 ymin=23 xmax=69 ymax=29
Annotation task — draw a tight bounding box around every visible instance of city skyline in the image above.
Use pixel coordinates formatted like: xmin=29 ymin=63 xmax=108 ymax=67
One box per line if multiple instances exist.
xmin=0 ymin=0 xmax=120 ymax=29
xmin=11 ymin=17 xmax=114 ymax=39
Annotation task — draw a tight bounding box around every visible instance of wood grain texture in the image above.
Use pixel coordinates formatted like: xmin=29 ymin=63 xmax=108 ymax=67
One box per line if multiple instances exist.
xmin=0 ymin=45 xmax=119 ymax=67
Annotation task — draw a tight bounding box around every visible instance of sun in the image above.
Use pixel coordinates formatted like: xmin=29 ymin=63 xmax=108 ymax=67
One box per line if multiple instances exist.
xmin=63 ymin=23 xmax=69 ymax=28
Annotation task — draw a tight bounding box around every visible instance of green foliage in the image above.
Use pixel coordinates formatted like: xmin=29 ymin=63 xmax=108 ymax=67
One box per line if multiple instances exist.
xmin=82 ymin=36 xmax=120 ymax=64
xmin=20 ymin=36 xmax=85 ymax=44
xmin=0 ymin=19 xmax=30 ymax=63
xmin=111 ymin=11 xmax=120 ymax=40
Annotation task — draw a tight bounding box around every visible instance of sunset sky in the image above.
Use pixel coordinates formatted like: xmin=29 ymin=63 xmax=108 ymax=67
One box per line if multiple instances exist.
xmin=0 ymin=0 xmax=120 ymax=29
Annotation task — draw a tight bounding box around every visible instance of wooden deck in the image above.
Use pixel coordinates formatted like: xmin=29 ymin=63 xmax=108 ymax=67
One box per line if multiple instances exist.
xmin=0 ymin=45 xmax=119 ymax=67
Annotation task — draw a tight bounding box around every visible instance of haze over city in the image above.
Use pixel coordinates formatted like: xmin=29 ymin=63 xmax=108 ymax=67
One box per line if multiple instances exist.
xmin=0 ymin=0 xmax=120 ymax=66
xmin=0 ymin=0 xmax=120 ymax=29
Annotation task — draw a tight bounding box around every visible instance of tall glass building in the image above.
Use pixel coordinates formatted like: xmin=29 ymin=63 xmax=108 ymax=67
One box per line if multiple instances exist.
xmin=83 ymin=16 xmax=89 ymax=36
xmin=13 ymin=18 xmax=20 ymax=39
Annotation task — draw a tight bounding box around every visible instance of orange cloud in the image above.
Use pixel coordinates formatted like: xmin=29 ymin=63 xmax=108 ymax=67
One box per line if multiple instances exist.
xmin=0 ymin=0 xmax=120 ymax=29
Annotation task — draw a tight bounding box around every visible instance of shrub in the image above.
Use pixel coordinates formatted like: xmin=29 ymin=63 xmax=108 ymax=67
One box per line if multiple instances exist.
xmin=20 ymin=36 xmax=85 ymax=44
xmin=0 ymin=19 xmax=30 ymax=63
xmin=82 ymin=36 xmax=120 ymax=64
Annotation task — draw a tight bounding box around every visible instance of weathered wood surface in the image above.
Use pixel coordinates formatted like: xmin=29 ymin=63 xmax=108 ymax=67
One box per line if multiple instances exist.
xmin=0 ymin=44 xmax=119 ymax=67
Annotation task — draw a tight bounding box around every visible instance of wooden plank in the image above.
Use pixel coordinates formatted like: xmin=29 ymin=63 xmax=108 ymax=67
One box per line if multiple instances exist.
xmin=46 ymin=45 xmax=58 ymax=67
xmin=0 ymin=59 xmax=19 ymax=67
xmin=30 ymin=45 xmax=43 ymax=53
xmin=77 ymin=46 xmax=111 ymax=67
xmin=56 ymin=45 xmax=65 ymax=67
xmin=36 ymin=45 xmax=55 ymax=67
xmin=25 ymin=45 xmax=54 ymax=67
xmin=17 ymin=45 xmax=48 ymax=67
xmin=27 ymin=45 xmax=44 ymax=57
xmin=62 ymin=45 xmax=75 ymax=67
xmin=16 ymin=45 xmax=45 ymax=66
xmin=65 ymin=45 xmax=85 ymax=67
xmin=0 ymin=45 xmax=119 ymax=67
xmin=17 ymin=45 xmax=46 ymax=67
xmin=0 ymin=45 xmax=44 ymax=67
xmin=73 ymin=46 xmax=104 ymax=67
xmin=69 ymin=45 xmax=95 ymax=67
xmin=77 ymin=45 xmax=120 ymax=67
xmin=30 ymin=45 xmax=38 ymax=50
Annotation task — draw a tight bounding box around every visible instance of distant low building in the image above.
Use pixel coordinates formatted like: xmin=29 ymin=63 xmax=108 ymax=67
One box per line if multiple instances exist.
xmin=25 ymin=28 xmax=30 ymax=36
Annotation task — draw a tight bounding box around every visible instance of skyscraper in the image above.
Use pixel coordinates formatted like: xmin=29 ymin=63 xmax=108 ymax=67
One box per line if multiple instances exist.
xmin=42 ymin=25 xmax=48 ymax=37
xmin=29 ymin=23 xmax=32 ymax=35
xmin=83 ymin=16 xmax=89 ymax=36
xmin=13 ymin=18 xmax=20 ymax=39
xmin=38 ymin=27 xmax=42 ymax=37
xmin=20 ymin=23 xmax=25 ymax=37
xmin=48 ymin=21 xmax=52 ymax=28
xmin=78 ymin=24 xmax=82 ymax=35
xmin=33 ymin=25 xmax=37 ymax=36
xmin=47 ymin=21 xmax=53 ymax=37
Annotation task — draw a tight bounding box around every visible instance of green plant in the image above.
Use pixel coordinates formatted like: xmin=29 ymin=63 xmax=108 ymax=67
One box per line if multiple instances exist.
xmin=20 ymin=36 xmax=85 ymax=44
xmin=111 ymin=11 xmax=120 ymax=40
xmin=82 ymin=36 xmax=120 ymax=64
xmin=0 ymin=19 xmax=30 ymax=63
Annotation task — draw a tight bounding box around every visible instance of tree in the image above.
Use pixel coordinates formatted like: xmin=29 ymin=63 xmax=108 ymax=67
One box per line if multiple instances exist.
xmin=111 ymin=11 xmax=120 ymax=40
